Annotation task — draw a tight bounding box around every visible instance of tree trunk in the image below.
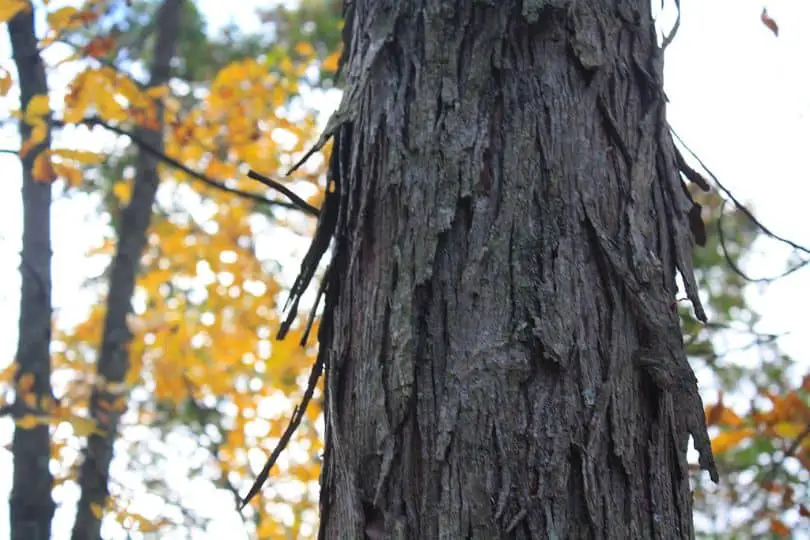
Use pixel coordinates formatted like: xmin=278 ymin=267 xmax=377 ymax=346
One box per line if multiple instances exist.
xmin=8 ymin=7 xmax=55 ymax=540
xmin=305 ymin=1 xmax=718 ymax=538
xmin=71 ymin=2 xmax=183 ymax=539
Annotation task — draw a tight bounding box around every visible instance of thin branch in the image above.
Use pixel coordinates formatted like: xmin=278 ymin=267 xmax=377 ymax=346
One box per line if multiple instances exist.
xmin=238 ymin=351 xmax=324 ymax=509
xmin=661 ymin=0 xmax=681 ymax=50
xmin=672 ymin=128 xmax=810 ymax=256
xmin=717 ymin=200 xmax=810 ymax=283
xmin=248 ymin=170 xmax=319 ymax=217
xmin=57 ymin=116 xmax=319 ymax=216
xmin=0 ymin=149 xmax=18 ymax=155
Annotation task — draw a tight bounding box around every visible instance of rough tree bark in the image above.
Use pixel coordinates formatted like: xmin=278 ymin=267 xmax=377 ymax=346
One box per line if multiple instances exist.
xmin=8 ymin=7 xmax=56 ymax=540
xmin=290 ymin=1 xmax=719 ymax=538
xmin=71 ymin=2 xmax=183 ymax=539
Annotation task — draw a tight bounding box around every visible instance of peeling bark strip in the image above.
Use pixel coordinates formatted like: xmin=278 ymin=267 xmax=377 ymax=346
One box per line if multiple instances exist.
xmin=9 ymin=7 xmax=56 ymax=540
xmin=71 ymin=2 xmax=183 ymax=539
xmin=290 ymin=1 xmax=717 ymax=538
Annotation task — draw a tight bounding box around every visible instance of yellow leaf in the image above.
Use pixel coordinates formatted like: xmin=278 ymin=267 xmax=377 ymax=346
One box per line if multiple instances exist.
xmin=25 ymin=94 xmax=50 ymax=119
xmin=0 ymin=0 xmax=28 ymax=24
xmin=30 ymin=119 xmax=47 ymax=144
xmin=89 ymin=502 xmax=103 ymax=519
xmin=39 ymin=395 xmax=53 ymax=413
xmin=46 ymin=6 xmax=80 ymax=31
xmin=146 ymin=84 xmax=169 ymax=99
xmin=711 ymin=427 xmax=755 ymax=455
xmin=95 ymin=91 xmax=127 ymax=123
xmin=113 ymin=181 xmax=132 ymax=204
xmin=52 ymin=162 xmax=83 ymax=187
xmin=0 ymin=362 xmax=15 ymax=383
xmin=15 ymin=415 xmax=42 ymax=430
xmin=0 ymin=68 xmax=12 ymax=96
xmin=51 ymin=149 xmax=103 ymax=165
xmin=18 ymin=372 xmax=34 ymax=392
xmin=774 ymin=421 xmax=804 ymax=440
xmin=23 ymin=392 xmax=37 ymax=408
xmin=68 ymin=415 xmax=101 ymax=437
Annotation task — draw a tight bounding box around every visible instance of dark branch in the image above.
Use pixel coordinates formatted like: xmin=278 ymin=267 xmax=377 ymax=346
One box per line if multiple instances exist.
xmin=717 ymin=200 xmax=810 ymax=283
xmin=673 ymin=129 xmax=810 ymax=257
xmin=55 ymin=116 xmax=320 ymax=216
xmin=238 ymin=351 xmax=324 ymax=510
xmin=248 ymin=170 xmax=319 ymax=217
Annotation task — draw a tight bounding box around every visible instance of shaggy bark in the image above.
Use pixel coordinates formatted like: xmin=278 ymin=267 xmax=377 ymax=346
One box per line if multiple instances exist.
xmin=8 ymin=7 xmax=55 ymax=540
xmin=292 ymin=1 xmax=719 ymax=539
xmin=71 ymin=2 xmax=183 ymax=539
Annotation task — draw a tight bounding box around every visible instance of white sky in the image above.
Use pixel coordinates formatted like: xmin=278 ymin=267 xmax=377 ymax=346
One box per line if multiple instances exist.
xmin=0 ymin=0 xmax=808 ymax=538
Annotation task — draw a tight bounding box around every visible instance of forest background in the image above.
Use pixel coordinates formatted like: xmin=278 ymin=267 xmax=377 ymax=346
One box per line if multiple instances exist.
xmin=0 ymin=0 xmax=808 ymax=538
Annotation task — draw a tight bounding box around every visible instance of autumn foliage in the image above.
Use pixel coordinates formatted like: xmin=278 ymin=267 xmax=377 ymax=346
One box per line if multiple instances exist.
xmin=1 ymin=0 xmax=342 ymax=536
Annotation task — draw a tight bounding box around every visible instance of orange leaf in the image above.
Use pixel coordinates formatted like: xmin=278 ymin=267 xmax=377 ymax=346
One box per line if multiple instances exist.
xmin=711 ymin=427 xmax=755 ymax=455
xmin=761 ymin=8 xmax=779 ymax=37
xmin=32 ymin=151 xmax=57 ymax=182
xmin=322 ymin=51 xmax=341 ymax=73
xmin=0 ymin=68 xmax=12 ymax=96
xmin=83 ymin=35 xmax=115 ymax=59
xmin=770 ymin=519 xmax=790 ymax=537
xmin=295 ymin=41 xmax=315 ymax=58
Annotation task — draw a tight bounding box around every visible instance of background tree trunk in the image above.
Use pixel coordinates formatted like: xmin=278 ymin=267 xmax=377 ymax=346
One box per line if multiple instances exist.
xmin=71 ymin=1 xmax=183 ymax=538
xmin=309 ymin=1 xmax=718 ymax=538
xmin=8 ymin=7 xmax=55 ymax=540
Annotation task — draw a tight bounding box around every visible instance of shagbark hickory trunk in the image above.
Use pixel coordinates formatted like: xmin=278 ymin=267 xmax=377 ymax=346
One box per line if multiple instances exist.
xmin=303 ymin=1 xmax=718 ymax=538
xmin=8 ymin=7 xmax=55 ymax=540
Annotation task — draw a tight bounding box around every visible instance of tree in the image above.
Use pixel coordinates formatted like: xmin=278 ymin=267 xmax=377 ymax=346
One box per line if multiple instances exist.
xmin=71 ymin=1 xmax=183 ymax=538
xmin=283 ymin=1 xmax=720 ymax=537
xmin=7 ymin=7 xmax=55 ymax=540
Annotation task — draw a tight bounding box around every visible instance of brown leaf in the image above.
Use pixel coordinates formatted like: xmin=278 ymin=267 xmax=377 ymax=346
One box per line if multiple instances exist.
xmin=761 ymin=8 xmax=779 ymax=37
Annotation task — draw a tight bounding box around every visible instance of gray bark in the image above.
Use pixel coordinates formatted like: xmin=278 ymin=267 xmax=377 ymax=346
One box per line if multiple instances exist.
xmin=71 ymin=2 xmax=183 ymax=539
xmin=301 ymin=1 xmax=718 ymax=538
xmin=8 ymin=7 xmax=55 ymax=540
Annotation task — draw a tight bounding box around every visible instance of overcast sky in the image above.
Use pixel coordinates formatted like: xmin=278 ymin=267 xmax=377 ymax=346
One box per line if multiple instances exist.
xmin=0 ymin=0 xmax=808 ymax=538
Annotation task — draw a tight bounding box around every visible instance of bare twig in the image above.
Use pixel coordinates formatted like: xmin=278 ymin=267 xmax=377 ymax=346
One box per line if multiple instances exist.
xmin=672 ymin=129 xmax=810 ymax=256
xmin=717 ymin=200 xmax=810 ymax=283
xmin=247 ymin=170 xmax=319 ymax=217
xmin=238 ymin=351 xmax=323 ymax=509
xmin=55 ymin=116 xmax=319 ymax=215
